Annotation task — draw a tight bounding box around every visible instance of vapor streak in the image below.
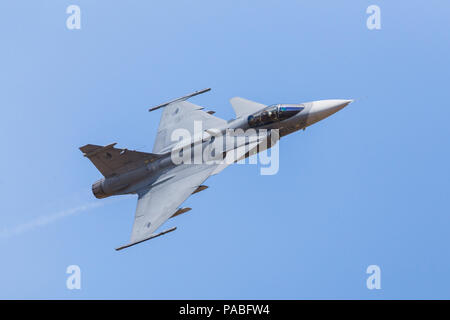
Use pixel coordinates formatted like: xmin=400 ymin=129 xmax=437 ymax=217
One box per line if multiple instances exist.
xmin=0 ymin=201 xmax=105 ymax=239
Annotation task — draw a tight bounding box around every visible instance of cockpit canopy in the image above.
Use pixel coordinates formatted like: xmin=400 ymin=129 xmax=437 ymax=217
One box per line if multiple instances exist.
xmin=247 ymin=104 xmax=303 ymax=128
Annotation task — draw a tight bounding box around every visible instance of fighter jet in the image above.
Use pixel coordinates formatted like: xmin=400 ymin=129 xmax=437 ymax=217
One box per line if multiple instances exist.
xmin=79 ymin=88 xmax=352 ymax=250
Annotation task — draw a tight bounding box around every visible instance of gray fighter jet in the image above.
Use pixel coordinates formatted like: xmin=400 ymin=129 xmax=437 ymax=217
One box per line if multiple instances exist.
xmin=80 ymin=88 xmax=352 ymax=250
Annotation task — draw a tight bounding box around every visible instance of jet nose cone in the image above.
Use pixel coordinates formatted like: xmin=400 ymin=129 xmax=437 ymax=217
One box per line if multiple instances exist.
xmin=313 ymin=99 xmax=352 ymax=113
xmin=306 ymin=99 xmax=352 ymax=126
xmin=339 ymin=99 xmax=353 ymax=108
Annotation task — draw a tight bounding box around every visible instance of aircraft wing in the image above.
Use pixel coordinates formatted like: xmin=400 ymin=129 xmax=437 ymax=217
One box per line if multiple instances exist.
xmin=115 ymin=133 xmax=269 ymax=251
xmin=116 ymin=163 xmax=217 ymax=250
xmin=152 ymin=100 xmax=227 ymax=154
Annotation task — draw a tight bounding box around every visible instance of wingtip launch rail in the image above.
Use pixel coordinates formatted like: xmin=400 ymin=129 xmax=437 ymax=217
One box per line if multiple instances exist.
xmin=149 ymin=88 xmax=211 ymax=112
xmin=115 ymin=226 xmax=177 ymax=251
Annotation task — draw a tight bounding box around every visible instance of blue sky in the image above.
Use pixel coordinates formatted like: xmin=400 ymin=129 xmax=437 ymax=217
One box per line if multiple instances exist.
xmin=0 ymin=0 xmax=449 ymax=299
